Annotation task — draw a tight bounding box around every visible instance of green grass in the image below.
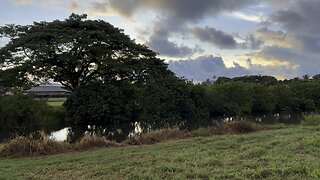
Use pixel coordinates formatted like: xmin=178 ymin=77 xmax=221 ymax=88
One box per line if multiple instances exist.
xmin=0 ymin=126 xmax=319 ymax=179
xmin=46 ymin=98 xmax=66 ymax=107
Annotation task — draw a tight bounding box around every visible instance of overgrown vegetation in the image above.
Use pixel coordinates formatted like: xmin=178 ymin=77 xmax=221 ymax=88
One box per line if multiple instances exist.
xmin=0 ymin=122 xmax=265 ymax=158
xmin=0 ymin=95 xmax=64 ymax=138
xmin=124 ymin=128 xmax=192 ymax=145
xmin=0 ymin=133 xmax=121 ymax=158
xmin=0 ymin=126 xmax=319 ymax=179
xmin=303 ymin=114 xmax=320 ymax=126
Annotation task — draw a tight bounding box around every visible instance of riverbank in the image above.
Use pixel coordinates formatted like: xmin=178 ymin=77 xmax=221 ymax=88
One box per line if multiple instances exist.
xmin=0 ymin=126 xmax=319 ymax=179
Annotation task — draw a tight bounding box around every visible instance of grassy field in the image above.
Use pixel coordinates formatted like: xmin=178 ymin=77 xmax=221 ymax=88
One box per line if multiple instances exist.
xmin=0 ymin=126 xmax=319 ymax=179
xmin=46 ymin=98 xmax=66 ymax=107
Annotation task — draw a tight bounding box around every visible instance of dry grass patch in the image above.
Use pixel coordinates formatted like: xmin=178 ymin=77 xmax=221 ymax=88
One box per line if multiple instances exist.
xmin=0 ymin=133 xmax=120 ymax=158
xmin=0 ymin=133 xmax=69 ymax=158
xmin=75 ymin=134 xmax=122 ymax=150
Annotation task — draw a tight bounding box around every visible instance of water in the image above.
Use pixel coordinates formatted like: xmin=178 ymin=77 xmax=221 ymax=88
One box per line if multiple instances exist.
xmin=0 ymin=113 xmax=303 ymax=143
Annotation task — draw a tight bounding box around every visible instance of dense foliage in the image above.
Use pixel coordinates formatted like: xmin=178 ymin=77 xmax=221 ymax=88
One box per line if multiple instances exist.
xmin=0 ymin=95 xmax=64 ymax=138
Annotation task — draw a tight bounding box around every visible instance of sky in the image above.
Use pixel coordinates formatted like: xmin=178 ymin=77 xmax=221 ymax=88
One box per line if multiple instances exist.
xmin=1 ymin=0 xmax=320 ymax=81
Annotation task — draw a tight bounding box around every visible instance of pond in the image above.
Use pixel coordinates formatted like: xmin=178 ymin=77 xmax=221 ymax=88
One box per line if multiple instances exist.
xmin=0 ymin=113 xmax=303 ymax=143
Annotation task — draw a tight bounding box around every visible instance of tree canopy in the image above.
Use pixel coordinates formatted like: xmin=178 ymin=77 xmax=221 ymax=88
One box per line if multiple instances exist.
xmin=0 ymin=14 xmax=168 ymax=90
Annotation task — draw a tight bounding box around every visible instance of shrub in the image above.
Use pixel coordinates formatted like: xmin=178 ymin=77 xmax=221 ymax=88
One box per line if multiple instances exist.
xmin=191 ymin=128 xmax=210 ymax=137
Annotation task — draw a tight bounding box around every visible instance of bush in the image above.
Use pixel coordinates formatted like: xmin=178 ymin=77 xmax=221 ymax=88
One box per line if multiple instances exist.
xmin=191 ymin=128 xmax=210 ymax=137
xmin=303 ymin=114 xmax=320 ymax=126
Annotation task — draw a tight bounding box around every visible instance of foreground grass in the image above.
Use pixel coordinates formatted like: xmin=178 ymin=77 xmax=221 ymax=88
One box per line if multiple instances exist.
xmin=0 ymin=126 xmax=319 ymax=179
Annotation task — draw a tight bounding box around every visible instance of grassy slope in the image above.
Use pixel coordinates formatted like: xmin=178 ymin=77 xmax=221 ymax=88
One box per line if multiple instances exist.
xmin=0 ymin=126 xmax=319 ymax=179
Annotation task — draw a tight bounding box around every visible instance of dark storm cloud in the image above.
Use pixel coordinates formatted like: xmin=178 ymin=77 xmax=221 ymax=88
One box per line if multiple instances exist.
xmin=190 ymin=27 xmax=237 ymax=49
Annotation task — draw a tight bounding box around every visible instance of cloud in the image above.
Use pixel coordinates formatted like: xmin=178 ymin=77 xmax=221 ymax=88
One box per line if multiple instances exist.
xmin=190 ymin=26 xmax=265 ymax=50
xmin=168 ymin=56 xmax=251 ymax=81
xmin=255 ymin=28 xmax=297 ymax=48
xmin=144 ymin=19 xmax=203 ymax=57
xmin=90 ymin=0 xmax=259 ymax=20
xmin=146 ymin=35 xmax=199 ymax=58
xmin=250 ymin=0 xmax=320 ymax=77
xmin=228 ymin=11 xmax=263 ymax=22
xmin=168 ymin=53 xmax=307 ymax=81
xmin=89 ymin=0 xmax=260 ymax=57
xmin=247 ymin=46 xmax=320 ymax=77
xmin=190 ymin=27 xmax=237 ymax=49
xmin=69 ymin=1 xmax=82 ymax=11
xmin=13 ymin=0 xmax=32 ymax=5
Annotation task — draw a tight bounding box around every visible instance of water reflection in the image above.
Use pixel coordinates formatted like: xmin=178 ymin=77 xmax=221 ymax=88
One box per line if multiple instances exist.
xmin=1 ymin=113 xmax=303 ymax=143
xmin=49 ymin=127 xmax=70 ymax=142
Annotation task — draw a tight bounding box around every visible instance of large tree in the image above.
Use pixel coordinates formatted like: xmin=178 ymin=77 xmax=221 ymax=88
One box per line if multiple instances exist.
xmin=0 ymin=14 xmax=168 ymax=90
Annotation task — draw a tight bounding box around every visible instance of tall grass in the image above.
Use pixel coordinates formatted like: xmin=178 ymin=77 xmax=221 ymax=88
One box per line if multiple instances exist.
xmin=303 ymin=114 xmax=320 ymax=126
xmin=192 ymin=121 xmax=260 ymax=137
xmin=0 ymin=133 xmax=120 ymax=158
xmin=123 ymin=128 xmax=192 ymax=145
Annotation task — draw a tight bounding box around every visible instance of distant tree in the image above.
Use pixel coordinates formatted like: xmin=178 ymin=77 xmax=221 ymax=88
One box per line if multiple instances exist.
xmin=214 ymin=76 xmax=231 ymax=84
xmin=0 ymin=14 xmax=167 ymax=91
xmin=271 ymin=85 xmax=298 ymax=113
xmin=251 ymin=85 xmax=276 ymax=115
xmin=232 ymin=75 xmax=278 ymax=85
xmin=206 ymin=82 xmax=254 ymax=116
